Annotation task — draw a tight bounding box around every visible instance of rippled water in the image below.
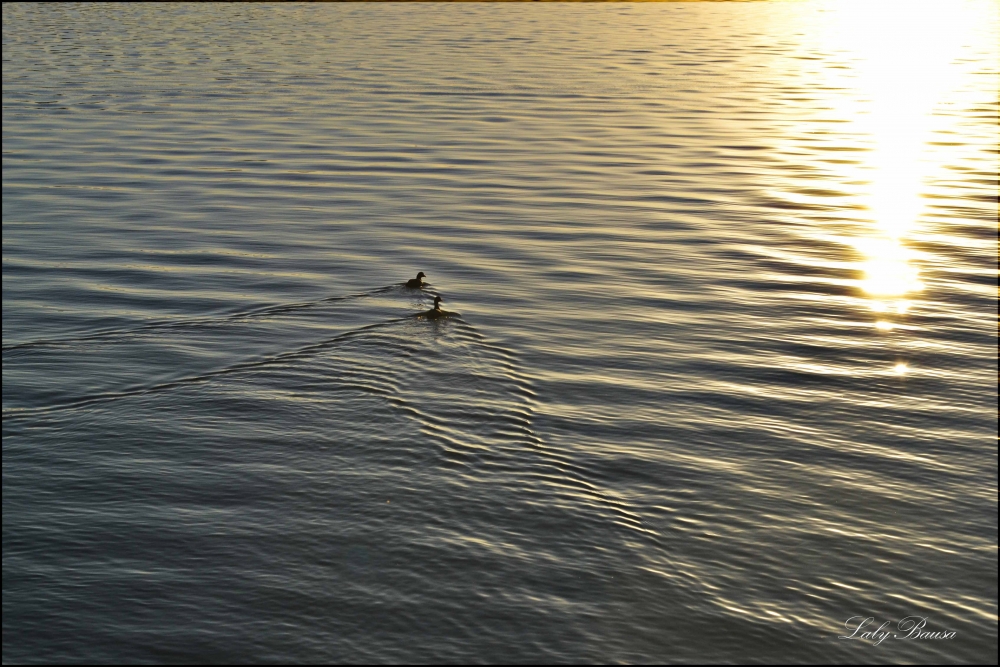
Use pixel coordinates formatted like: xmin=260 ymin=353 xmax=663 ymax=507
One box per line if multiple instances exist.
xmin=3 ymin=1 xmax=997 ymax=663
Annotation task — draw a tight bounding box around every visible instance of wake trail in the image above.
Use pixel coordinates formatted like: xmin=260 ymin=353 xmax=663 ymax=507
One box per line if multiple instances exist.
xmin=1 ymin=316 xmax=412 ymax=422
xmin=394 ymin=318 xmax=653 ymax=540
xmin=5 ymin=296 xmax=653 ymax=541
xmin=2 ymin=285 xmax=399 ymax=354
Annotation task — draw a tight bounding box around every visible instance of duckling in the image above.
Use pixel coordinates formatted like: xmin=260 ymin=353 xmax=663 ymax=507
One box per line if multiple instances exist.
xmin=405 ymin=272 xmax=426 ymax=289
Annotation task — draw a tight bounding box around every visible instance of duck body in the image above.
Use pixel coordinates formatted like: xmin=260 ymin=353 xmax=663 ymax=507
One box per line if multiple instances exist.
xmin=405 ymin=272 xmax=426 ymax=289
xmin=420 ymin=295 xmax=450 ymax=319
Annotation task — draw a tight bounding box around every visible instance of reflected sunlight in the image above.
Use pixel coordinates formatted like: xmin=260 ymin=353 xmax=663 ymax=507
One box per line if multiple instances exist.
xmin=822 ymin=0 xmax=974 ymax=310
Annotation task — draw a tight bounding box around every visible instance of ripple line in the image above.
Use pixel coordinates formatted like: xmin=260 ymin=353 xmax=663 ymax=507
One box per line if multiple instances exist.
xmin=1 ymin=284 xmax=400 ymax=354
xmin=1 ymin=316 xmax=413 ymax=422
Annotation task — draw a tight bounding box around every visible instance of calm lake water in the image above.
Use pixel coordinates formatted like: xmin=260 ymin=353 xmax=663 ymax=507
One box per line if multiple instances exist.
xmin=3 ymin=1 xmax=997 ymax=663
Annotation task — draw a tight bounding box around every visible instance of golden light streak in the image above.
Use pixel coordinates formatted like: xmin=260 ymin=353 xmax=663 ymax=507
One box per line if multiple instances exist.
xmin=821 ymin=0 xmax=974 ymax=312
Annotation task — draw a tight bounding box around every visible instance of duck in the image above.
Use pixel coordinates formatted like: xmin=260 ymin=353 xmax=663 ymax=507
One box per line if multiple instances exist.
xmin=423 ymin=295 xmax=447 ymax=319
xmin=405 ymin=272 xmax=426 ymax=289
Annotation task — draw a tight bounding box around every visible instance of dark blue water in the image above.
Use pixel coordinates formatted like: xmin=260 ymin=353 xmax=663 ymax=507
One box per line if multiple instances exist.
xmin=4 ymin=1 xmax=997 ymax=663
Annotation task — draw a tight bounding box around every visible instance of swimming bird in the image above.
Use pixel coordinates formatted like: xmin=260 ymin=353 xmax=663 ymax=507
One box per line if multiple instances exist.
xmin=405 ymin=272 xmax=426 ymax=289
xmin=423 ymin=295 xmax=446 ymax=319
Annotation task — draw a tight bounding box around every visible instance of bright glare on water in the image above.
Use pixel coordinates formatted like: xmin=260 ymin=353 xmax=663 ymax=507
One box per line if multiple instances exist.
xmin=3 ymin=1 xmax=997 ymax=663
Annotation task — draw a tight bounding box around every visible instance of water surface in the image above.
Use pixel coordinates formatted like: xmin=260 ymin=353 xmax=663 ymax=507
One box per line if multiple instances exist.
xmin=3 ymin=1 xmax=997 ymax=663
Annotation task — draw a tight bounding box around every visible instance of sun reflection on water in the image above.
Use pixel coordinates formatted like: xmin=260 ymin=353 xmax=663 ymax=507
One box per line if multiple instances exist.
xmin=830 ymin=1 xmax=968 ymax=301
xmin=819 ymin=1 xmax=977 ymax=373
